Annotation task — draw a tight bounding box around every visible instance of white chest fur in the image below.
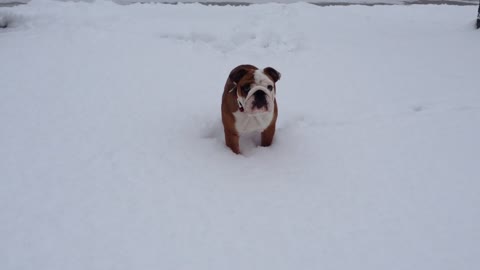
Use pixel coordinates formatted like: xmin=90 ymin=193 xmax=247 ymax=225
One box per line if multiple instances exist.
xmin=233 ymin=110 xmax=274 ymax=134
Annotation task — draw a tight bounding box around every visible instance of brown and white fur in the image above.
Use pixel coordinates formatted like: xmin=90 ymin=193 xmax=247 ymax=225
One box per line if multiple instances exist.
xmin=221 ymin=64 xmax=281 ymax=154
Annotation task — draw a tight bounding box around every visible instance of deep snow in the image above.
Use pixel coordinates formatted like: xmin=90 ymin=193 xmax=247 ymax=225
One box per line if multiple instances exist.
xmin=1 ymin=1 xmax=480 ymax=270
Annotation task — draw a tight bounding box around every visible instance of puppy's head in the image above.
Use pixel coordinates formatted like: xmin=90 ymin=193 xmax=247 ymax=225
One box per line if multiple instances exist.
xmin=229 ymin=65 xmax=281 ymax=115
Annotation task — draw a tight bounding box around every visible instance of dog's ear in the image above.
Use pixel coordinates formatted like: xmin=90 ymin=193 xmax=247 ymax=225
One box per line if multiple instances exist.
xmin=229 ymin=66 xmax=250 ymax=84
xmin=264 ymin=67 xmax=281 ymax=83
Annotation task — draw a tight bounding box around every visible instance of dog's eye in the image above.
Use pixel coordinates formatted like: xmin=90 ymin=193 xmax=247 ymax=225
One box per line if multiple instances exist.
xmin=267 ymin=85 xmax=273 ymax=91
xmin=242 ymin=85 xmax=251 ymax=93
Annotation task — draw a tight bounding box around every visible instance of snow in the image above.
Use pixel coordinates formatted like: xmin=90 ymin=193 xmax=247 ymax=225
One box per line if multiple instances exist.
xmin=1 ymin=0 xmax=479 ymax=6
xmin=1 ymin=1 xmax=480 ymax=270
xmin=0 ymin=0 xmax=29 ymax=5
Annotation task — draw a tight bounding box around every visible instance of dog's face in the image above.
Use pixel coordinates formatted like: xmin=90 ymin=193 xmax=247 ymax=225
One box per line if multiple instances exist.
xmin=229 ymin=66 xmax=281 ymax=115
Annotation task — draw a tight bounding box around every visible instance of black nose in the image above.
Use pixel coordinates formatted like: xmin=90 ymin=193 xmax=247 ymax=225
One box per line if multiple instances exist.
xmin=254 ymin=91 xmax=266 ymax=98
xmin=253 ymin=91 xmax=267 ymax=108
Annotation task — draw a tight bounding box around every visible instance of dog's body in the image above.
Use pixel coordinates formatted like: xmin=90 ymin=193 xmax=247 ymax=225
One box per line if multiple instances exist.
xmin=221 ymin=64 xmax=281 ymax=154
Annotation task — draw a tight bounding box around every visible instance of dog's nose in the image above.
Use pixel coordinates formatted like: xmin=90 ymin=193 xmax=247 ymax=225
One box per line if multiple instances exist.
xmin=254 ymin=91 xmax=266 ymax=98
xmin=253 ymin=91 xmax=267 ymax=108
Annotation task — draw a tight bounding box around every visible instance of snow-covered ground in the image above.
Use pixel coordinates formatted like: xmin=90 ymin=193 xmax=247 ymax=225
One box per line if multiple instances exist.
xmin=113 ymin=0 xmax=479 ymax=6
xmin=1 ymin=0 xmax=479 ymax=6
xmin=1 ymin=1 xmax=480 ymax=270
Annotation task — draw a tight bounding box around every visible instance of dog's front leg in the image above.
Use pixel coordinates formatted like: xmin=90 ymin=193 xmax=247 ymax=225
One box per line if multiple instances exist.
xmin=224 ymin=129 xmax=240 ymax=154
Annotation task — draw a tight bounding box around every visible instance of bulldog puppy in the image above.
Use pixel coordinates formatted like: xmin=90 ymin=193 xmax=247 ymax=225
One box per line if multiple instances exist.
xmin=221 ymin=64 xmax=281 ymax=154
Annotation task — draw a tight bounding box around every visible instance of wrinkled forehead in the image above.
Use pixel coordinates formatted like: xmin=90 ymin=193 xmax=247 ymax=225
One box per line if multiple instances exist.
xmin=253 ymin=70 xmax=274 ymax=86
xmin=236 ymin=69 xmax=274 ymax=87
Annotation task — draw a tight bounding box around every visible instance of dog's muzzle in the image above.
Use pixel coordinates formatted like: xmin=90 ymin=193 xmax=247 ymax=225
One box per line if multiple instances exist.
xmin=240 ymin=86 xmax=274 ymax=114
